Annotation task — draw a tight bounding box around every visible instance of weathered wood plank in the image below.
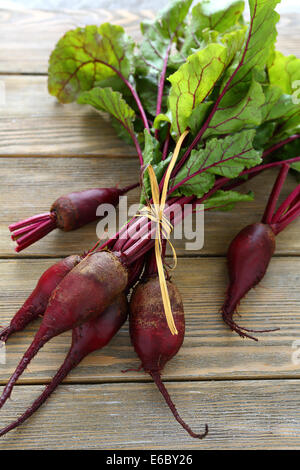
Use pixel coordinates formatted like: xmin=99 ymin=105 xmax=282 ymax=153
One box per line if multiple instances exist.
xmin=0 ymin=76 xmax=136 ymax=157
xmin=0 ymin=9 xmax=298 ymax=74
xmin=0 ymin=257 xmax=299 ymax=384
xmin=1 ymin=380 xmax=300 ymax=449
xmin=0 ymin=8 xmax=154 ymax=74
xmin=0 ymin=157 xmax=300 ymax=257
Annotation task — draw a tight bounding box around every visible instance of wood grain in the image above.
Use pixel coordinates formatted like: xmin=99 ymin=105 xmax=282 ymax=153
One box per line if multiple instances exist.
xmin=0 ymin=157 xmax=300 ymax=257
xmin=0 ymin=257 xmax=299 ymax=384
xmin=0 ymin=8 xmax=154 ymax=74
xmin=0 ymin=76 xmax=136 ymax=157
xmin=1 ymin=380 xmax=300 ymax=449
xmin=0 ymin=6 xmax=300 ymax=450
xmin=0 ymin=9 xmax=298 ymax=74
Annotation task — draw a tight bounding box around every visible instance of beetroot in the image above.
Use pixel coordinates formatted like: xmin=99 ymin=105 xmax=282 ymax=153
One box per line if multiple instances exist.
xmin=0 ymin=255 xmax=81 ymax=343
xmin=222 ymin=164 xmax=300 ymax=340
xmin=130 ymin=276 xmax=208 ymax=439
xmin=0 ymin=250 xmax=128 ymax=409
xmin=9 ymin=184 xmax=137 ymax=252
xmin=222 ymin=223 xmax=276 ymax=340
xmin=0 ymin=294 xmax=128 ymax=438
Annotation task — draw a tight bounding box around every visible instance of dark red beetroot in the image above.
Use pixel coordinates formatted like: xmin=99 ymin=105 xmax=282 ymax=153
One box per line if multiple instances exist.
xmin=0 ymin=250 xmax=128 ymax=409
xmin=222 ymin=164 xmax=300 ymax=340
xmin=222 ymin=223 xmax=276 ymax=340
xmin=130 ymin=276 xmax=208 ymax=439
xmin=9 ymin=184 xmax=138 ymax=252
xmin=0 ymin=294 xmax=128 ymax=438
xmin=0 ymin=255 xmax=81 ymax=343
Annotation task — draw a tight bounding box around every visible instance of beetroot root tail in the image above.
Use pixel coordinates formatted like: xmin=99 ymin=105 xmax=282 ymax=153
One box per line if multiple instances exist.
xmin=0 ymin=331 xmax=50 ymax=409
xmin=0 ymin=326 xmax=15 ymax=343
xmin=222 ymin=309 xmax=279 ymax=342
xmin=0 ymin=353 xmax=79 ymax=438
xmin=150 ymin=371 xmax=208 ymax=439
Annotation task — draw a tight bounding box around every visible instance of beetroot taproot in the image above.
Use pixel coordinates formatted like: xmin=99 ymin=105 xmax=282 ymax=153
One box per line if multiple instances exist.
xmin=0 ymin=294 xmax=128 ymax=438
xmin=0 ymin=255 xmax=81 ymax=343
xmin=0 ymin=250 xmax=128 ymax=409
xmin=130 ymin=276 xmax=208 ymax=439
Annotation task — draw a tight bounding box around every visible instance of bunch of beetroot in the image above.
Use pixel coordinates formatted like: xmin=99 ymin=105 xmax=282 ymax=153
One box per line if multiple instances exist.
xmin=1 ymin=0 xmax=300 ymax=440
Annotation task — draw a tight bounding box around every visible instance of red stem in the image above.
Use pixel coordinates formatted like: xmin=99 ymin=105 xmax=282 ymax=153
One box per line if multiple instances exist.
xmin=262 ymin=134 xmax=300 ymax=158
xmin=169 ymin=156 xmax=300 ymax=198
xmin=9 ymin=213 xmax=52 ymax=232
xmin=273 ymin=204 xmax=300 ymax=234
xmin=14 ymin=218 xmax=57 ymax=253
xmin=155 ymin=38 xmax=174 ymax=140
xmin=81 ymin=58 xmax=150 ymax=163
xmin=11 ymin=221 xmax=45 ymax=240
xmin=262 ymin=164 xmax=290 ymax=224
xmin=119 ymin=182 xmax=140 ymax=195
xmin=162 ymin=124 xmax=171 ymax=160
xmin=272 ymin=184 xmax=300 ymax=224
xmin=93 ymin=157 xmax=300 ymax=263
xmin=130 ymin=131 xmax=144 ymax=166
xmin=150 ymin=371 xmax=208 ymax=439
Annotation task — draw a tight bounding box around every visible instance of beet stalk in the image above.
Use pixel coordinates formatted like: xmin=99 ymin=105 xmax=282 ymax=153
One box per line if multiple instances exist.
xmin=0 ymin=294 xmax=128 ymax=438
xmin=9 ymin=184 xmax=138 ymax=252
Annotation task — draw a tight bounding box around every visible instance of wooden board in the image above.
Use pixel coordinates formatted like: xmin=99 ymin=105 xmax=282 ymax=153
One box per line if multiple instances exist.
xmin=0 ymin=257 xmax=299 ymax=384
xmin=1 ymin=380 xmax=300 ymax=449
xmin=0 ymin=7 xmax=300 ymax=450
xmin=0 ymin=76 xmax=136 ymax=157
xmin=0 ymin=8 xmax=154 ymax=74
xmin=0 ymin=9 xmax=298 ymax=74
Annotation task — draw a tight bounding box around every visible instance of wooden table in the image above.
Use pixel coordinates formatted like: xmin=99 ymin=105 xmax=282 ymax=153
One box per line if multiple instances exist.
xmin=0 ymin=8 xmax=300 ymax=450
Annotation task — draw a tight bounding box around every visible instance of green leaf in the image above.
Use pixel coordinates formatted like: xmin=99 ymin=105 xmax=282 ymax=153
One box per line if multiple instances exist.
xmin=143 ymin=131 xmax=162 ymax=166
xmin=140 ymin=156 xmax=172 ymax=205
xmin=260 ymin=86 xmax=297 ymax=122
xmin=268 ymin=51 xmax=300 ymax=94
xmin=204 ymin=189 xmax=254 ymax=211
xmin=150 ymin=0 xmax=192 ymax=37
xmin=269 ymin=138 xmax=300 ymax=173
xmin=188 ymin=101 xmax=214 ymax=135
xmin=77 ymin=88 xmax=135 ymax=137
xmin=223 ymin=0 xmax=281 ymax=89
xmin=171 ymin=130 xmax=262 ymax=197
xmin=136 ymin=75 xmax=168 ymax=117
xmin=137 ymin=0 xmax=192 ymax=76
xmin=111 ymin=120 xmax=135 ymax=146
xmin=139 ymin=131 xmax=164 ymax=205
xmin=153 ymin=112 xmax=172 ymax=129
xmin=204 ymin=79 xmax=265 ymax=137
xmin=48 ymin=24 xmax=135 ymax=103
xmin=192 ymin=0 xmax=245 ymax=34
xmin=181 ymin=0 xmax=245 ymax=57
xmin=168 ymin=43 xmax=229 ymax=135
xmin=253 ymin=122 xmax=277 ymax=149
xmin=267 ymin=51 xmax=300 ymax=138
